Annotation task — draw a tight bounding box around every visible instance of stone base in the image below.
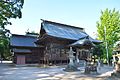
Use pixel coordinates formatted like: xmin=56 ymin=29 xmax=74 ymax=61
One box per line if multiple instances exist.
xmin=84 ymin=66 xmax=98 ymax=74
xmin=63 ymin=64 xmax=79 ymax=72
xmin=111 ymin=71 xmax=120 ymax=78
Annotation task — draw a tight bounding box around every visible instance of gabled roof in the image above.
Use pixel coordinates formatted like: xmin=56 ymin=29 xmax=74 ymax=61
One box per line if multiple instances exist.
xmin=88 ymin=37 xmax=102 ymax=43
xmin=10 ymin=34 xmax=37 ymax=47
xmin=41 ymin=20 xmax=88 ymax=40
xmin=40 ymin=20 xmax=102 ymax=43
xmin=70 ymin=37 xmax=96 ymax=47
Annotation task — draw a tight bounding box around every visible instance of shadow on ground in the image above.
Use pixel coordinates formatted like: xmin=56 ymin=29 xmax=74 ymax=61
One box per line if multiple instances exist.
xmin=0 ymin=62 xmax=119 ymax=80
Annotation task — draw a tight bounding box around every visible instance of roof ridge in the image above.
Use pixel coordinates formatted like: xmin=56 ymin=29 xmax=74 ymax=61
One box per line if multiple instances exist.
xmin=41 ymin=19 xmax=84 ymax=30
xmin=12 ymin=34 xmax=37 ymax=38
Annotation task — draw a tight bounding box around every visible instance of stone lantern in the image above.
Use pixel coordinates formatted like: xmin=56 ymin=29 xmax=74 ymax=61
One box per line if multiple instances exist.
xmin=64 ymin=47 xmax=79 ymax=72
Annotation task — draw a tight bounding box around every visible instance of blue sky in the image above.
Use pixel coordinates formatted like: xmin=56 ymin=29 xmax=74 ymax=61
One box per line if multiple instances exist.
xmin=6 ymin=0 xmax=120 ymax=38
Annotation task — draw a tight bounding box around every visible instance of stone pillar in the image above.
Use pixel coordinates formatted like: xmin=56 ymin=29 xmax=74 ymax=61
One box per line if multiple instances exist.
xmin=68 ymin=47 xmax=74 ymax=65
xmin=74 ymin=48 xmax=80 ymax=66
xmin=76 ymin=49 xmax=80 ymax=63
xmin=97 ymin=57 xmax=101 ymax=71
xmin=64 ymin=47 xmax=79 ymax=72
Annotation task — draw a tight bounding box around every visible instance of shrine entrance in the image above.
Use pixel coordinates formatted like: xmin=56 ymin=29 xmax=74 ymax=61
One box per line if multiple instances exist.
xmin=64 ymin=37 xmax=96 ymax=72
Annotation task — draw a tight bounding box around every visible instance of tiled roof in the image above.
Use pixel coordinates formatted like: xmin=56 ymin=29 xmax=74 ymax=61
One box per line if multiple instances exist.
xmin=10 ymin=34 xmax=37 ymax=47
xmin=41 ymin=20 xmax=88 ymax=40
xmin=70 ymin=37 xmax=96 ymax=47
xmin=41 ymin=20 xmax=102 ymax=43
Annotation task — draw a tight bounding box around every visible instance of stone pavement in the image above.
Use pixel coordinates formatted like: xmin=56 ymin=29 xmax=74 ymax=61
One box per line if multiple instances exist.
xmin=0 ymin=62 xmax=118 ymax=80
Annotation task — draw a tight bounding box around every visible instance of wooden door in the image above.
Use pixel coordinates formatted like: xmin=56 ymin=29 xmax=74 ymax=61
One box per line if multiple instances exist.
xmin=17 ymin=55 xmax=25 ymax=64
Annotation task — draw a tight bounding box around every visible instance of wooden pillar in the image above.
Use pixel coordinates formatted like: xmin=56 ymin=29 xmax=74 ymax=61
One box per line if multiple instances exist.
xmin=60 ymin=49 xmax=62 ymax=65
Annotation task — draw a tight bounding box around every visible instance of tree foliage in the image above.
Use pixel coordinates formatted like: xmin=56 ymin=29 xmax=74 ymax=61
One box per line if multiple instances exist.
xmin=0 ymin=0 xmax=24 ymax=28
xmin=0 ymin=0 xmax=24 ymax=60
xmin=92 ymin=44 xmax=104 ymax=58
xmin=0 ymin=28 xmax=10 ymax=60
xmin=115 ymin=42 xmax=120 ymax=49
xmin=97 ymin=8 xmax=120 ymax=59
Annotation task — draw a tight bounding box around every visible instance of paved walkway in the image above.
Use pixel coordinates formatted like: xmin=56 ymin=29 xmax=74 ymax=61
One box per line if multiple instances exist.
xmin=0 ymin=62 xmax=119 ymax=80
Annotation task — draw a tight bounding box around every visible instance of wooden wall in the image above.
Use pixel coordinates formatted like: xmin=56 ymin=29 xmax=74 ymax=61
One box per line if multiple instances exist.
xmin=42 ymin=43 xmax=69 ymax=65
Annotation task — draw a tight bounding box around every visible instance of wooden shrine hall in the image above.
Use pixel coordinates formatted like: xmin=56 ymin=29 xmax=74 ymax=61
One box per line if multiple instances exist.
xmin=10 ymin=20 xmax=101 ymax=64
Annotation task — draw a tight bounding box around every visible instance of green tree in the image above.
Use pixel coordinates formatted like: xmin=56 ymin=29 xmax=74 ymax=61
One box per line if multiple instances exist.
xmin=92 ymin=44 xmax=104 ymax=58
xmin=0 ymin=28 xmax=10 ymax=60
xmin=0 ymin=0 xmax=24 ymax=60
xmin=0 ymin=0 xmax=24 ymax=28
xmin=97 ymin=8 xmax=120 ymax=61
xmin=114 ymin=42 xmax=120 ymax=51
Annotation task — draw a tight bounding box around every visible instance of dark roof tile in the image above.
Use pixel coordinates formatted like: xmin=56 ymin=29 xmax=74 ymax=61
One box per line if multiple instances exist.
xmin=41 ymin=20 xmax=102 ymax=43
xmin=42 ymin=20 xmax=88 ymax=40
xmin=10 ymin=34 xmax=37 ymax=47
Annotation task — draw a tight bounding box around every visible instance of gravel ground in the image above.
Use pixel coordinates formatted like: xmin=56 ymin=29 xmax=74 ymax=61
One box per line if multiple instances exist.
xmin=0 ymin=62 xmax=119 ymax=80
